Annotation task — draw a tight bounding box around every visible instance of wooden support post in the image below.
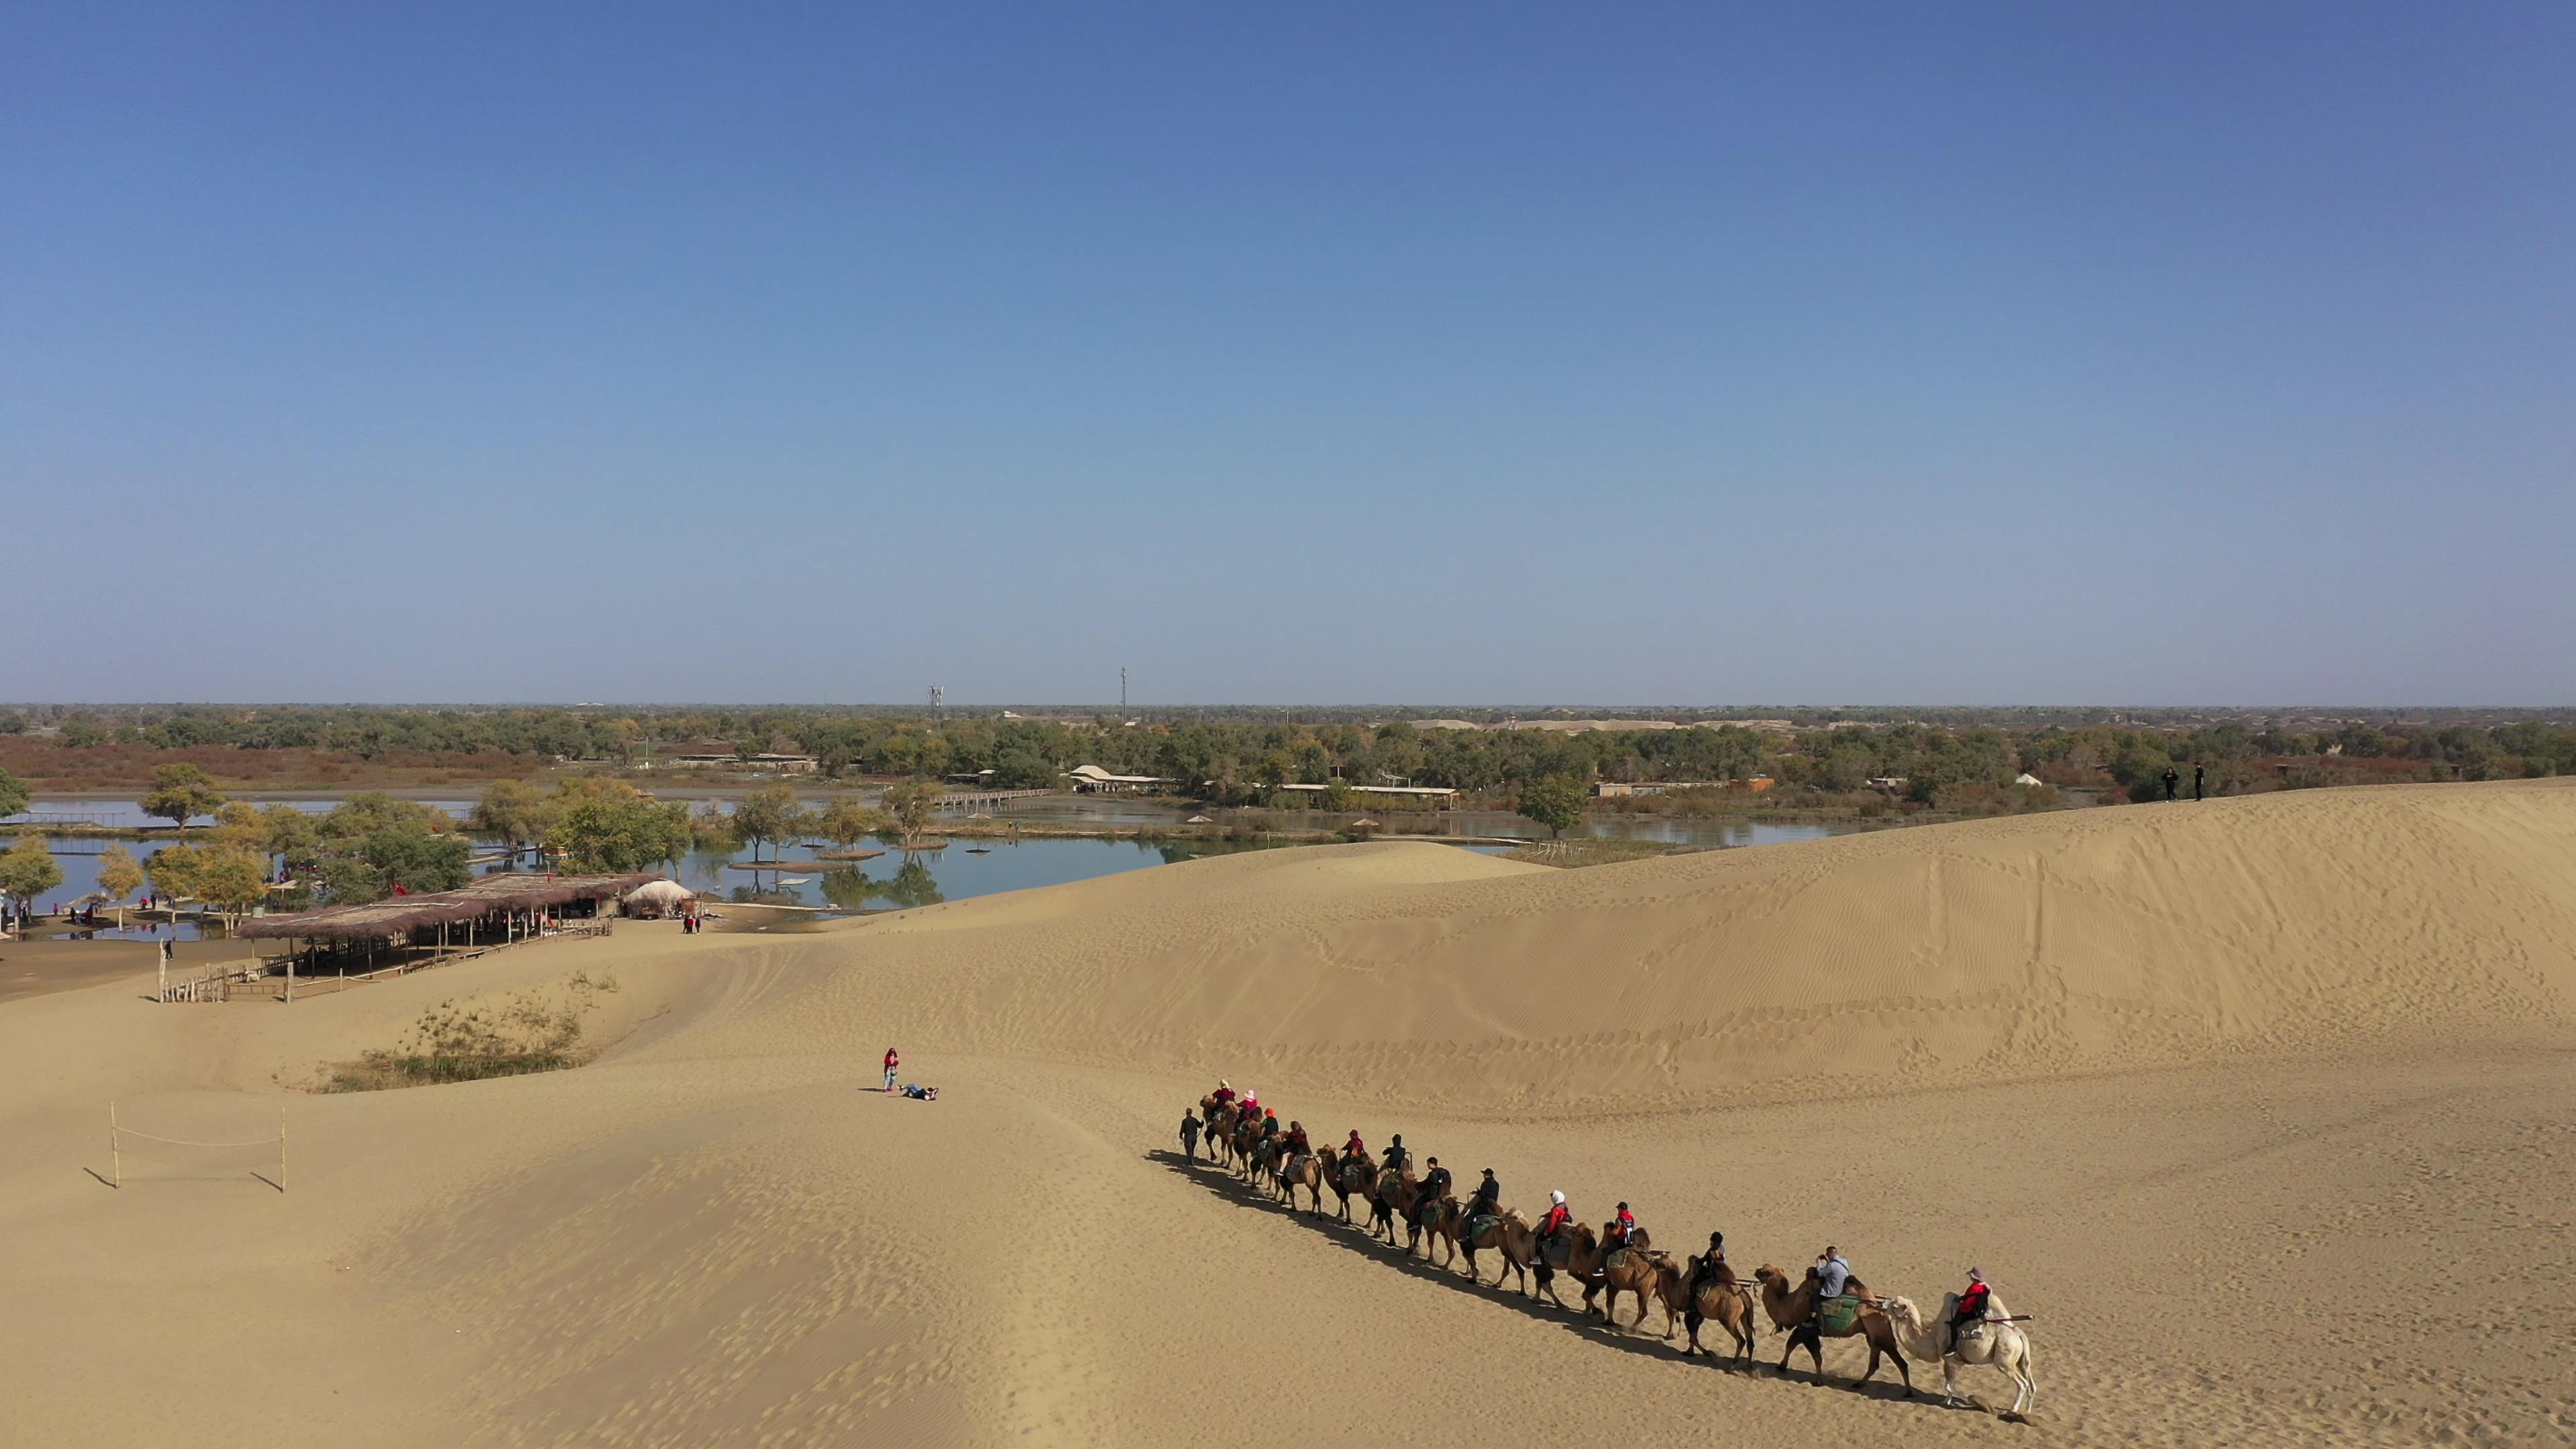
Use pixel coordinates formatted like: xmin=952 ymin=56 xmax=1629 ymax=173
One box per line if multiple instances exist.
xmin=286 ymin=942 xmax=296 ymax=1003
xmin=278 ymin=1107 xmax=288 ymax=1193
xmin=109 ymin=1102 xmax=121 ymax=1188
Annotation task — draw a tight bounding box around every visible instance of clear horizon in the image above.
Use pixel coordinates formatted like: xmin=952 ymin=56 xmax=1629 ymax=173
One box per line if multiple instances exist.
xmin=7 ymin=5 xmax=2571 ymax=706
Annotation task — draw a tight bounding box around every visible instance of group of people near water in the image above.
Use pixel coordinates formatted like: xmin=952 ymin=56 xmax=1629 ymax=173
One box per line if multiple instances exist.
xmin=1178 ymin=1080 xmax=2037 ymax=1415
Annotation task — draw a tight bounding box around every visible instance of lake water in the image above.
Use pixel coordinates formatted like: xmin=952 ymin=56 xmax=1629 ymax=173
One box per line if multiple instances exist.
xmin=9 ymin=792 xmax=1862 ymax=932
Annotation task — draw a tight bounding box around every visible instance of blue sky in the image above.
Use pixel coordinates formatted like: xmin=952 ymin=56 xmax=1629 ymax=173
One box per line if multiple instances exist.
xmin=5 ymin=3 xmax=2569 ymax=704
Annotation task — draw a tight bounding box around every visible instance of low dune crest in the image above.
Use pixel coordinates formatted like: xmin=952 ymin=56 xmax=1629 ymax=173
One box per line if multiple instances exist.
xmin=783 ymin=777 xmax=2576 ymax=1110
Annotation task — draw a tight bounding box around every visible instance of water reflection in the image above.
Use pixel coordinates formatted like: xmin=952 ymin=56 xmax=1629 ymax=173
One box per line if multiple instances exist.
xmin=820 ymin=859 xmax=945 ymax=911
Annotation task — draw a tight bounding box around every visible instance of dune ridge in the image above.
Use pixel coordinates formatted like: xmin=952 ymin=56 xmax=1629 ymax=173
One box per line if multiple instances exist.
xmin=764 ymin=777 xmax=2576 ymax=1111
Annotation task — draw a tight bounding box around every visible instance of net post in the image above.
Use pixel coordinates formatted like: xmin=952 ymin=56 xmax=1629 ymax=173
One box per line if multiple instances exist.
xmin=109 ymin=1102 xmax=121 ymax=1188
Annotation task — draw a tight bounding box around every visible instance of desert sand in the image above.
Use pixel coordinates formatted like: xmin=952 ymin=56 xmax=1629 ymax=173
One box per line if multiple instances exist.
xmin=2 ymin=778 xmax=2571 ymax=1446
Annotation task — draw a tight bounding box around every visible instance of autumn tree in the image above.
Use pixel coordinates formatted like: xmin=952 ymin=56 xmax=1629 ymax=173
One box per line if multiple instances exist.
xmin=879 ymin=780 xmax=943 ymax=851
xmin=96 ymin=845 xmax=145 ymax=927
xmin=0 ymin=835 xmax=64 ymax=922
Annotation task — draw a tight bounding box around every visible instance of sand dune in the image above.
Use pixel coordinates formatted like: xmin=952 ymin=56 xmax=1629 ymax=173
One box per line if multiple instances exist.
xmin=1 ymin=779 xmax=2570 ymax=1446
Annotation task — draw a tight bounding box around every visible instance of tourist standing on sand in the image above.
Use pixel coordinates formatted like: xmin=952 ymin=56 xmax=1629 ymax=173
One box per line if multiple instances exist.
xmin=2194 ymin=763 xmax=2206 ymax=800
xmin=2161 ymin=765 xmax=2181 ymax=801
xmin=883 ymin=1046 xmax=900 ymax=1092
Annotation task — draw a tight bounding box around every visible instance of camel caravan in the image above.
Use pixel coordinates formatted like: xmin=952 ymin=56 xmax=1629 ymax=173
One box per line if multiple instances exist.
xmin=1183 ymin=1085 xmax=2037 ymax=1418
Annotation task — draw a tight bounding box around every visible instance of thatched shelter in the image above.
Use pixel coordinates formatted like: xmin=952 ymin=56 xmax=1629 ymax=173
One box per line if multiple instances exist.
xmin=239 ymin=872 xmax=660 ymax=943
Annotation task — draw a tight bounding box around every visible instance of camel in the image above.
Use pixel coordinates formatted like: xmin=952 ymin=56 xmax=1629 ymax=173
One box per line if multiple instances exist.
xmin=1368 ymin=1165 xmax=1418 ymax=1245
xmin=1877 ymin=1293 xmax=2036 ymax=1415
xmin=1405 ymin=1191 xmax=1460 ymax=1266
xmin=1580 ymin=1228 xmax=1661 ymax=1332
xmin=1531 ymin=1222 xmax=1610 ymax=1311
xmin=1458 ymin=1206 xmax=1536 ymax=1295
xmin=1752 ymin=1264 xmax=1913 ymax=1396
xmin=1202 ymin=1101 xmax=1238 ymax=1168
xmin=1648 ymin=1254 xmax=1758 ymax=1364
xmin=1276 ymin=1148 xmax=1325 ymax=1215
xmin=1323 ymin=1150 xmax=1377 ymax=1224
xmin=1230 ymin=1117 xmax=1266 ymax=1180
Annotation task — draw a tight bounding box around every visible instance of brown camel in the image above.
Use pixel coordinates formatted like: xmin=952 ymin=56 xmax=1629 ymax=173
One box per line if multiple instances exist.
xmin=1532 ymin=1222 xmax=1609 ymax=1311
xmin=1405 ymin=1191 xmax=1460 ymax=1265
xmin=1752 ymin=1264 xmax=1913 ymax=1395
xmin=1368 ymin=1165 xmax=1417 ymax=1244
xmin=1323 ymin=1150 xmax=1377 ymax=1224
xmin=1458 ymin=1206 xmax=1536 ymax=1295
xmin=1276 ymin=1148 xmax=1324 ymax=1214
xmin=1230 ymin=1117 xmax=1266 ymax=1179
xmin=1650 ymin=1254 xmax=1758 ymax=1364
xmin=1203 ymin=1102 xmax=1239 ymax=1168
xmin=1581 ymin=1228 xmax=1662 ymax=1332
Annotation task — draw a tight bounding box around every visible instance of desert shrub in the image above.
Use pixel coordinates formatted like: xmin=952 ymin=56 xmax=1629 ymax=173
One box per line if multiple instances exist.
xmin=321 ymin=973 xmax=616 ymax=1091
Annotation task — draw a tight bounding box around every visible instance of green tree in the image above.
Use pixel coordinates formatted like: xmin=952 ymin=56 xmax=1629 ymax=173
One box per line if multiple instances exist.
xmin=256 ymin=804 xmax=318 ymax=869
xmin=146 ymin=843 xmax=201 ymax=903
xmin=0 ymin=767 xmax=28 ymax=820
xmin=731 ymin=784 xmax=814 ymax=862
xmin=140 ymin=763 xmax=226 ymax=835
xmin=817 ymin=798 xmax=890 ymax=851
xmin=550 ymin=786 xmax=693 ymax=872
xmin=1515 ymin=775 xmax=1588 ymax=839
xmin=879 ymin=780 xmax=943 ymax=851
xmin=989 ymin=751 xmax=1060 ymax=791
xmin=469 ymin=779 xmax=551 ymax=859
xmin=0 ymin=835 xmax=64 ymax=920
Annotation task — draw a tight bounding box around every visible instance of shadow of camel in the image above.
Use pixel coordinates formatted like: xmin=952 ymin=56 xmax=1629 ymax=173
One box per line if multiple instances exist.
xmin=1148 ymin=1146 xmax=1929 ymax=1393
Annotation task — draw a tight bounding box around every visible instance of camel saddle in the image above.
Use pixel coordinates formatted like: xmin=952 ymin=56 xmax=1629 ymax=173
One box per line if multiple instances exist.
xmin=1464 ymin=1213 xmax=1500 ymax=1243
xmin=1816 ymin=1294 xmax=1865 ymax=1335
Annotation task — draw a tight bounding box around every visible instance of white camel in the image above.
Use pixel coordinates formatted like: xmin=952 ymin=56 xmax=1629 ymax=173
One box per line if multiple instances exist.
xmin=1878 ymin=1293 xmax=2037 ymax=1416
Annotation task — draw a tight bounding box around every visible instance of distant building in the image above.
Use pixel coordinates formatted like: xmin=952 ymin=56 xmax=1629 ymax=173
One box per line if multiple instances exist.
xmin=1066 ymin=764 xmax=1175 ymax=794
xmin=650 ymin=751 xmax=818 ymax=774
xmin=1273 ymin=783 xmax=1456 ymax=808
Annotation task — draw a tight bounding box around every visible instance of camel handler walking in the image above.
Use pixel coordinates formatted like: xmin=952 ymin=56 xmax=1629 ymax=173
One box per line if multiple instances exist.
xmin=1180 ymin=1109 xmax=1203 ymax=1163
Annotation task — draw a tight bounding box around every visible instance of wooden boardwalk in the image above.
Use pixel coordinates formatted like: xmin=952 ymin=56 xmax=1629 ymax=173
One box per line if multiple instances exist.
xmin=933 ymin=788 xmax=1053 ymax=811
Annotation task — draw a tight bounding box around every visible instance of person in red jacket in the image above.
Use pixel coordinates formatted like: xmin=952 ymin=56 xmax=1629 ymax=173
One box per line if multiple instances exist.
xmin=1537 ymin=1190 xmax=1572 ymax=1263
xmin=1949 ymin=1269 xmax=1993 ymax=1352
xmin=1211 ymin=1080 xmax=1237 ymax=1110
xmin=1605 ymin=1201 xmax=1638 ymax=1254
xmin=882 ymin=1046 xmax=900 ymax=1092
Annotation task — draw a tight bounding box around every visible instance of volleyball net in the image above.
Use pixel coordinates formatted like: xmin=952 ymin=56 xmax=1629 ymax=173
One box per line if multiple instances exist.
xmin=107 ymin=1104 xmax=287 ymax=1191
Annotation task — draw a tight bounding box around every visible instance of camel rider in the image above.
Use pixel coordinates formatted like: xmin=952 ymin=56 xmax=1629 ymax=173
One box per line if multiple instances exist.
xmin=1465 ymin=1169 xmax=1501 ymax=1221
xmin=1810 ymin=1246 xmax=1854 ymax=1326
xmin=1605 ymin=1201 xmax=1637 ymax=1255
xmin=1211 ymin=1080 xmax=1236 ymax=1110
xmin=1283 ymin=1120 xmax=1310 ymax=1159
xmin=1689 ymin=1230 xmax=1729 ymax=1294
xmin=1240 ymin=1090 xmax=1260 ymax=1118
xmin=1383 ymin=1134 xmax=1410 ymax=1175
xmin=1417 ymin=1157 xmax=1452 ymax=1217
xmin=1342 ymin=1130 xmax=1366 ymax=1165
xmin=1536 ymin=1191 xmax=1572 ymax=1260
xmin=1259 ymin=1109 xmax=1279 ymax=1142
xmin=1949 ymin=1269 xmax=1993 ymax=1351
